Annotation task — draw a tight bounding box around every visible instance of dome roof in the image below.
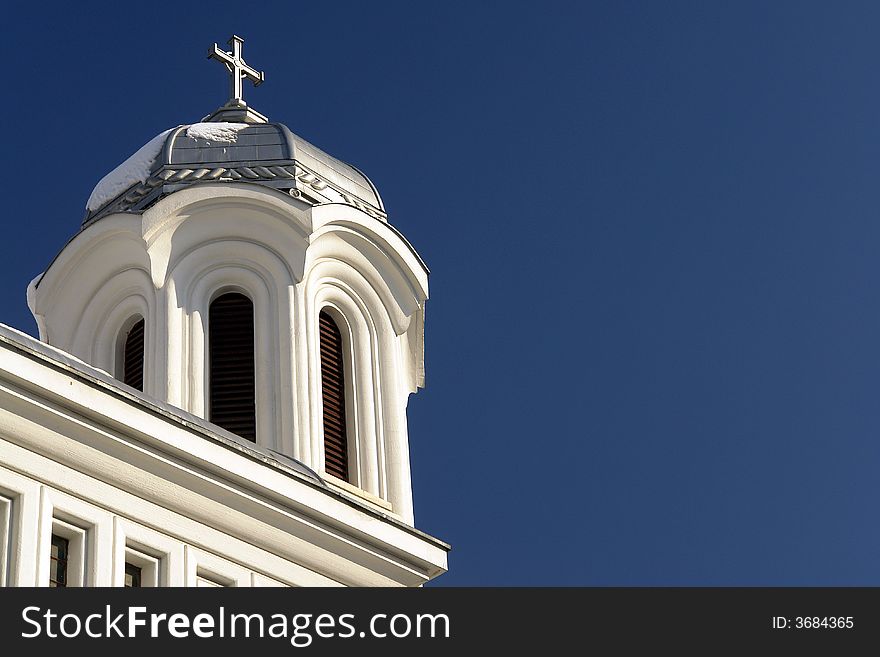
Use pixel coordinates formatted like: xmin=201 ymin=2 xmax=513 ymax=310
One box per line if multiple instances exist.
xmin=84 ymin=121 xmax=386 ymax=227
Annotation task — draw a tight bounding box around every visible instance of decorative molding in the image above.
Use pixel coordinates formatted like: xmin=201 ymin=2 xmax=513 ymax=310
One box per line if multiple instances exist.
xmin=85 ymin=162 xmax=388 ymax=227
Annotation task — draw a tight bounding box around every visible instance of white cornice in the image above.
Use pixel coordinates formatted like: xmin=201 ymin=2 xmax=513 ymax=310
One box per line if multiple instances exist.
xmin=0 ymin=324 xmax=448 ymax=586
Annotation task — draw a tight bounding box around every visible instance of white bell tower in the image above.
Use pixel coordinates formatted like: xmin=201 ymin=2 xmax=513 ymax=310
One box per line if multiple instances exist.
xmin=27 ymin=37 xmax=429 ymax=525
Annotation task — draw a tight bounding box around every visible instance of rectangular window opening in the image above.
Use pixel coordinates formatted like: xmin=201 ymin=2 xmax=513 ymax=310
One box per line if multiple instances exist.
xmin=124 ymin=546 xmax=160 ymax=587
xmin=49 ymin=534 xmax=69 ymax=588
xmin=49 ymin=519 xmax=87 ymax=587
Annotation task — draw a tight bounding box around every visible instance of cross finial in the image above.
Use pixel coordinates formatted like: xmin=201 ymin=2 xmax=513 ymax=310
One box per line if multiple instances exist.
xmin=208 ymin=35 xmax=265 ymax=106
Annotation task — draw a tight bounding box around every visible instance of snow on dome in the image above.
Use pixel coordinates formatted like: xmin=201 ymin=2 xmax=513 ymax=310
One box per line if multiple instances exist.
xmin=81 ymin=121 xmax=386 ymax=225
xmin=185 ymin=122 xmax=249 ymax=144
xmin=86 ymin=128 xmax=175 ymax=212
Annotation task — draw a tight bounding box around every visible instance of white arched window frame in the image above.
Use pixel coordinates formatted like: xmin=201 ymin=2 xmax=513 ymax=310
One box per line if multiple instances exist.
xmin=305 ymin=211 xmax=428 ymax=524
xmin=182 ymin=261 xmax=280 ymax=453
xmin=32 ymin=215 xmax=151 ymax=356
xmin=69 ymin=269 xmax=153 ymax=389
xmin=310 ymin=273 xmax=387 ymax=501
xmin=142 ymin=190 xmax=306 ymax=454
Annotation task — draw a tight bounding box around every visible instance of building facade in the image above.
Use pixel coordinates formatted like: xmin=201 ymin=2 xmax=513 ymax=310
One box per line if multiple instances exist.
xmin=0 ymin=37 xmax=448 ymax=587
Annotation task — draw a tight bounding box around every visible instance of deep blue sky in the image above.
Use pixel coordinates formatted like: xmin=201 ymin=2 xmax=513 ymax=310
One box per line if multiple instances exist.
xmin=4 ymin=1 xmax=880 ymax=585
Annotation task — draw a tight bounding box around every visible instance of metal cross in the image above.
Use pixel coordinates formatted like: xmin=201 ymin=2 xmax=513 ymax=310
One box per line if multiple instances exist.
xmin=208 ymin=35 xmax=265 ymax=105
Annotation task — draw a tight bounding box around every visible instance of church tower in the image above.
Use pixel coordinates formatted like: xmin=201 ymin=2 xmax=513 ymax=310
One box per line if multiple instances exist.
xmin=0 ymin=36 xmax=447 ymax=587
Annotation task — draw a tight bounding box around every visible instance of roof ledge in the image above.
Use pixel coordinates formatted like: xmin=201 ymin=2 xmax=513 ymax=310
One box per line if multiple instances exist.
xmin=202 ymin=99 xmax=269 ymax=124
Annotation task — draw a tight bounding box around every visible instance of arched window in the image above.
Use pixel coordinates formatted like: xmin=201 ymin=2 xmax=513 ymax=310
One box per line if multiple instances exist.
xmin=121 ymin=317 xmax=145 ymax=392
xmin=209 ymin=292 xmax=256 ymax=442
xmin=319 ymin=310 xmax=350 ymax=481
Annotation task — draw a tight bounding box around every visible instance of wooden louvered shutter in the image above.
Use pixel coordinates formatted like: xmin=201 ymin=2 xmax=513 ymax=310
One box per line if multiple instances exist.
xmin=209 ymin=293 xmax=257 ymax=442
xmin=122 ymin=318 xmax=145 ymax=392
xmin=320 ymin=311 xmax=349 ymax=481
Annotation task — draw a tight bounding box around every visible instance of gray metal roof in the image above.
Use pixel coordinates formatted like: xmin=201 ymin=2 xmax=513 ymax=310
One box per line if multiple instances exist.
xmin=83 ymin=122 xmax=386 ymax=227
